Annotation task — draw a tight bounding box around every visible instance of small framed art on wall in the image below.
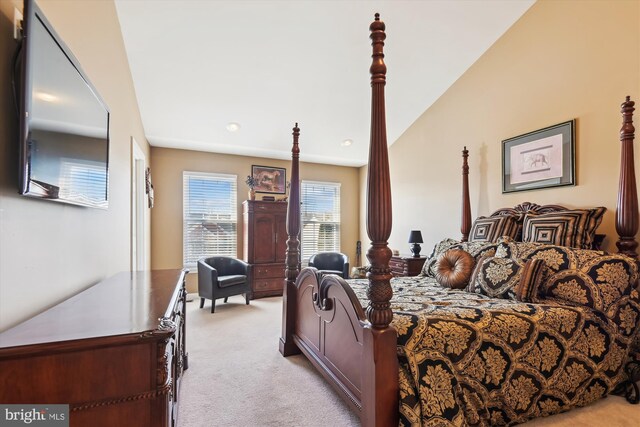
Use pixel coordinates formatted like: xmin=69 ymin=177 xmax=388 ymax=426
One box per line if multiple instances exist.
xmin=502 ymin=120 xmax=575 ymax=193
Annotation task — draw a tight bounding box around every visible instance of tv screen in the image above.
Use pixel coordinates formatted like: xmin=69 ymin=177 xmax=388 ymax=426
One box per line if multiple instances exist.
xmin=18 ymin=0 xmax=110 ymax=208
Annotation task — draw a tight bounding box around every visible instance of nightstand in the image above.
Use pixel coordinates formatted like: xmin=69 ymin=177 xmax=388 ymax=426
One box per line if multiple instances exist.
xmin=389 ymin=255 xmax=427 ymax=277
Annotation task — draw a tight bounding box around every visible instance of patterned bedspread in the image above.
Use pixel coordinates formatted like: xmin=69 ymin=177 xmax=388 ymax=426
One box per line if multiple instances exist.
xmin=348 ymin=276 xmax=636 ymax=426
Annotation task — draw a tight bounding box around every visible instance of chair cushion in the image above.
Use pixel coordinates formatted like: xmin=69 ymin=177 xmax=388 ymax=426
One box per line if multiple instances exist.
xmin=218 ymin=275 xmax=247 ymax=288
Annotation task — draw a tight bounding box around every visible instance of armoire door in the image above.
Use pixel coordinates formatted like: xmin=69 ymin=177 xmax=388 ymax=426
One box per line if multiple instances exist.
xmin=254 ymin=214 xmax=276 ymax=263
xmin=275 ymin=214 xmax=287 ymax=263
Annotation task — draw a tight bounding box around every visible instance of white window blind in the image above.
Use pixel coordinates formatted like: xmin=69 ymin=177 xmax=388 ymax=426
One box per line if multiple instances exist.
xmin=301 ymin=180 xmax=341 ymax=265
xmin=183 ymin=171 xmax=237 ymax=268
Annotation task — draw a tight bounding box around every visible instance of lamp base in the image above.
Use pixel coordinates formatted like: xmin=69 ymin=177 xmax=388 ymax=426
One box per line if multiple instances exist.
xmin=410 ymin=243 xmax=421 ymax=257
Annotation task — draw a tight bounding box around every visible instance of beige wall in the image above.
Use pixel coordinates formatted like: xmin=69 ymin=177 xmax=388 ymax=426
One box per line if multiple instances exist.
xmin=150 ymin=147 xmax=360 ymax=292
xmin=360 ymin=0 xmax=640 ymax=256
xmin=0 ymin=0 xmax=150 ymax=330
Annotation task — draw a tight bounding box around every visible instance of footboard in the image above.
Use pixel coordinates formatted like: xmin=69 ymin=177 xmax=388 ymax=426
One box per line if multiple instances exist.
xmin=291 ymin=268 xmax=399 ymax=426
xmin=294 ymin=268 xmax=366 ymax=409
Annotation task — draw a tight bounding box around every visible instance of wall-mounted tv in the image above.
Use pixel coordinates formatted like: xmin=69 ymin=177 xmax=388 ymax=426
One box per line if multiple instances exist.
xmin=16 ymin=0 xmax=110 ymax=208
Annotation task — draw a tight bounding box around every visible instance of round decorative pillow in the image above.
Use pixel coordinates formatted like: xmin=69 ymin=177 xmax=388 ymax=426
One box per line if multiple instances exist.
xmin=434 ymin=249 xmax=475 ymax=289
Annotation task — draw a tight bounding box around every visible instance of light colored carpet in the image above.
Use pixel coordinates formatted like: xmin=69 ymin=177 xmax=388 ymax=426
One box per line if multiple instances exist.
xmin=178 ymin=296 xmax=640 ymax=427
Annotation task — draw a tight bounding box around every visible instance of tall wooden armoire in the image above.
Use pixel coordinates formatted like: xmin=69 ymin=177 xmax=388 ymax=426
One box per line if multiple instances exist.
xmin=243 ymin=200 xmax=287 ymax=299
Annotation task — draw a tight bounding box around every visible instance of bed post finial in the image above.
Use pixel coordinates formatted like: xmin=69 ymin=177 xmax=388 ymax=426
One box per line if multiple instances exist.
xmin=616 ymin=96 xmax=638 ymax=258
xmin=369 ymin=14 xmax=386 ymax=86
xmin=461 ymin=147 xmax=471 ymax=242
xmin=280 ymin=122 xmax=301 ymax=356
xmin=366 ymin=13 xmax=392 ymax=329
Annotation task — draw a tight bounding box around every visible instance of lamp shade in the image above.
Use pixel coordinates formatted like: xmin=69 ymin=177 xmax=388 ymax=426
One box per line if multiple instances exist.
xmin=408 ymin=230 xmax=423 ymax=244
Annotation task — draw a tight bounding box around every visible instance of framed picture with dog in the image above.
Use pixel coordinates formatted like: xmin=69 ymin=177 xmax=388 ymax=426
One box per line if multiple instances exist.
xmin=251 ymin=165 xmax=287 ymax=194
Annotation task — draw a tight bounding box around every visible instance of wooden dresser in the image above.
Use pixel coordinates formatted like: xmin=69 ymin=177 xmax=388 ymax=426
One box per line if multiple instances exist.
xmin=243 ymin=200 xmax=287 ymax=299
xmin=390 ymin=255 xmax=427 ymax=277
xmin=0 ymin=270 xmax=188 ymax=427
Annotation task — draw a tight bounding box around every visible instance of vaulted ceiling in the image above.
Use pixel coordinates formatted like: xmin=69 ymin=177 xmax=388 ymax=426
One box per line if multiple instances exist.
xmin=115 ymin=0 xmax=535 ymax=167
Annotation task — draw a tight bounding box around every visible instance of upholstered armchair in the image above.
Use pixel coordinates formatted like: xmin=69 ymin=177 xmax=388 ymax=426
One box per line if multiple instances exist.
xmin=308 ymin=252 xmax=350 ymax=279
xmin=197 ymin=256 xmax=251 ymax=313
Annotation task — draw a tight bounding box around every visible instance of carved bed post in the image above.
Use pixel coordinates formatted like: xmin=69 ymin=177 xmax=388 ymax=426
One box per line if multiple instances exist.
xmin=365 ymin=13 xmax=393 ymax=332
xmin=279 ymin=123 xmax=301 ymax=356
xmin=616 ymin=96 xmax=638 ymax=258
xmin=461 ymin=146 xmax=471 ymax=242
xmin=361 ymin=14 xmax=399 ymax=427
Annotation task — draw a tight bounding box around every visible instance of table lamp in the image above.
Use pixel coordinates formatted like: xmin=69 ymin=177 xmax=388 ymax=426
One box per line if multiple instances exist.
xmin=408 ymin=230 xmax=423 ymax=257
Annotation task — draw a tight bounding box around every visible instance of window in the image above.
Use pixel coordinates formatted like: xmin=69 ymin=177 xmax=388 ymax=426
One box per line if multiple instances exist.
xmin=183 ymin=172 xmax=237 ymax=267
xmin=301 ymin=180 xmax=341 ymax=265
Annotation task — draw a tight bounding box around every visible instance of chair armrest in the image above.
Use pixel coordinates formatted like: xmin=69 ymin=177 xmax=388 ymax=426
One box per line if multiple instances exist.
xmin=198 ymin=259 xmax=219 ymax=287
xmin=229 ymin=258 xmax=250 ymax=275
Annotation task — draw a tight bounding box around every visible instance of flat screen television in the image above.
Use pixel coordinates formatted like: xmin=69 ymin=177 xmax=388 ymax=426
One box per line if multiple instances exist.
xmin=16 ymin=0 xmax=110 ymax=208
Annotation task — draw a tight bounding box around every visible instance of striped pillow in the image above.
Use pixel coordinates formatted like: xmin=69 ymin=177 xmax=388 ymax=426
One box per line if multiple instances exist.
xmin=469 ymin=215 xmax=519 ymax=243
xmin=522 ymin=207 xmax=605 ymax=249
xmin=467 ymin=256 xmax=546 ymax=302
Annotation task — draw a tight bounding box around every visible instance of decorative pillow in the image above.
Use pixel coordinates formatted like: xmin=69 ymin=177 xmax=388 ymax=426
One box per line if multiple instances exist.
xmin=521 ymin=207 xmax=606 ymax=249
xmin=469 ymin=215 xmax=519 ymax=242
xmin=350 ymin=266 xmax=369 ymax=279
xmin=421 ymin=238 xmax=498 ymax=278
xmin=421 ymin=238 xmax=458 ymax=276
xmin=467 ymin=256 xmax=546 ymax=302
xmin=495 ymin=238 xmax=575 ymax=273
xmin=542 ymin=253 xmax=639 ymax=322
xmin=495 ymin=239 xmax=640 ymax=327
xmin=434 ymin=249 xmax=475 ymax=289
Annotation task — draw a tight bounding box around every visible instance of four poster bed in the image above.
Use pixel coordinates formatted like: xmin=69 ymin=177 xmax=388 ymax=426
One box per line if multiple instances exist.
xmin=279 ymin=14 xmax=640 ymax=427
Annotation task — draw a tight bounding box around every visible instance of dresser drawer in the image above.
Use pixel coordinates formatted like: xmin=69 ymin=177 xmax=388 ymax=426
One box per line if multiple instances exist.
xmin=253 ymin=278 xmax=284 ymax=292
xmin=390 ymin=256 xmax=427 ymax=277
xmin=253 ymin=264 xmax=285 ymax=279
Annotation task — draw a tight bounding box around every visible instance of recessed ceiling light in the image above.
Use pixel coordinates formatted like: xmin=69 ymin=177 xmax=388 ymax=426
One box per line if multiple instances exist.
xmin=36 ymin=92 xmax=58 ymax=102
xmin=342 ymin=139 xmax=353 ymax=147
xmin=226 ymin=122 xmax=241 ymax=132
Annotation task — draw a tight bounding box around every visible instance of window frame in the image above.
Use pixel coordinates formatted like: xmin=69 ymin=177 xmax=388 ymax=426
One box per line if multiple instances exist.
xmin=182 ymin=171 xmax=238 ymax=269
xmin=300 ymin=180 xmax=341 ymax=265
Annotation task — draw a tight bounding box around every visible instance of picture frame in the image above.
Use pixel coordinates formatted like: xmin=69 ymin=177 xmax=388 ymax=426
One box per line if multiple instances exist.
xmin=502 ymin=120 xmax=575 ymax=193
xmin=251 ymin=165 xmax=287 ymax=194
xmin=145 ymin=167 xmax=154 ymax=208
